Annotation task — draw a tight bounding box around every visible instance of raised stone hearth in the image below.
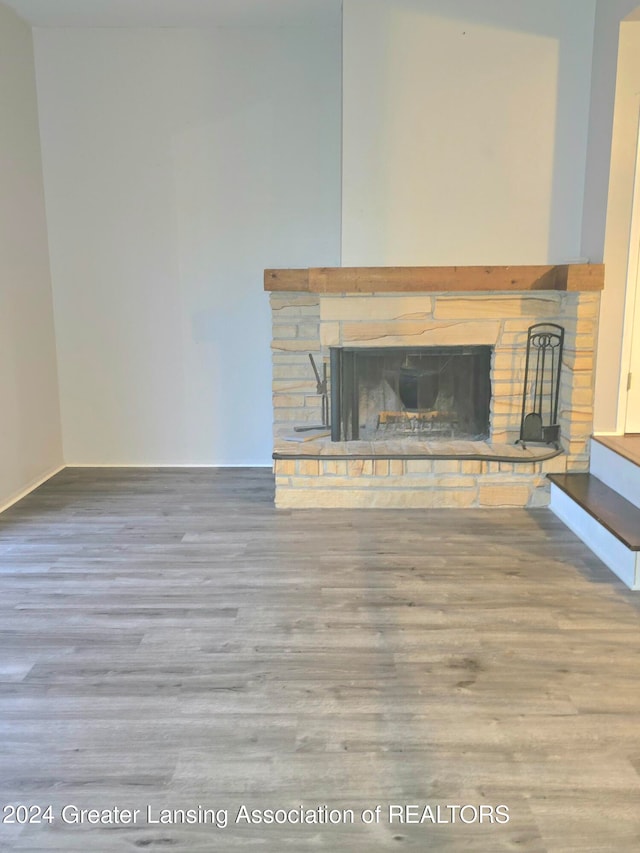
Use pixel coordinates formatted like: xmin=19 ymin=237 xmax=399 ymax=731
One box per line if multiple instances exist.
xmin=266 ymin=266 xmax=603 ymax=509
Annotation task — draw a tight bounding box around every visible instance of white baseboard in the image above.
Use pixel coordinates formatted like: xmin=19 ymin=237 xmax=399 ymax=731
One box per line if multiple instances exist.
xmin=64 ymin=463 xmax=273 ymax=468
xmin=0 ymin=464 xmax=66 ymax=514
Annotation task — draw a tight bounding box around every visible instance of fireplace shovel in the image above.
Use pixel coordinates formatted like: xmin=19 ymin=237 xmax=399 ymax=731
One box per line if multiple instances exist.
xmin=520 ymin=411 xmax=543 ymax=444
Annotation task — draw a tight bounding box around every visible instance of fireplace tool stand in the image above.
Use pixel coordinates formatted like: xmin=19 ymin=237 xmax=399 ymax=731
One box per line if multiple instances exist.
xmin=293 ymin=354 xmax=330 ymax=432
xmin=517 ymin=323 xmax=564 ymax=449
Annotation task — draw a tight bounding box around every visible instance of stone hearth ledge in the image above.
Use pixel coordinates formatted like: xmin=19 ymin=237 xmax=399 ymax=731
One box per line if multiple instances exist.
xmin=273 ymin=435 xmax=562 ymax=463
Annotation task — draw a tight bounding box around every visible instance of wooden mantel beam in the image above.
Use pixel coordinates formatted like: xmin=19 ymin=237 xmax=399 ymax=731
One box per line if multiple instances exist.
xmin=264 ymin=264 xmax=604 ymax=293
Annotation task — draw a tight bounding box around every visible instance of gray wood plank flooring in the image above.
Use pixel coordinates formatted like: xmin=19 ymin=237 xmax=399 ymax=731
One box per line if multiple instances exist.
xmin=0 ymin=467 xmax=639 ymax=851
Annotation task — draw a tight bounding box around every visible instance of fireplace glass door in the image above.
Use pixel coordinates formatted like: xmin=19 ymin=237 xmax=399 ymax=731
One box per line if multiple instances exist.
xmin=330 ymin=346 xmax=491 ymax=442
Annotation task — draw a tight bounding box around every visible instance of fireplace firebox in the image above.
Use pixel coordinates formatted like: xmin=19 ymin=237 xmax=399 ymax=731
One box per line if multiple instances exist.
xmin=330 ymin=346 xmax=492 ymax=442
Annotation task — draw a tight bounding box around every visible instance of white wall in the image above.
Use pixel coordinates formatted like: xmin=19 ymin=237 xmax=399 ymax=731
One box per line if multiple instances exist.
xmin=35 ymin=25 xmax=341 ymax=465
xmin=581 ymin=0 xmax=640 ymax=263
xmin=0 ymin=2 xmax=63 ymax=509
xmin=342 ymin=0 xmax=596 ymax=267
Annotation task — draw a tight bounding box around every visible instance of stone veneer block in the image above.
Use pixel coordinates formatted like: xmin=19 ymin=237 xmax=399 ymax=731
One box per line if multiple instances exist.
xmin=271 ymin=339 xmax=321 ymax=353
xmin=341 ymin=320 xmax=501 ymax=346
xmin=321 ymin=295 xmax=434 ymax=322
xmin=478 ymin=483 xmax=532 ymax=507
xmin=374 ymin=459 xmax=389 ymax=476
xmin=434 ymin=294 xmax=561 ymax=319
xmin=298 ymin=460 xmax=320 ymax=476
xmin=276 ymin=488 xmax=479 ymax=509
xmin=270 ymin=293 xmax=319 ymax=309
xmin=320 ymin=322 xmax=340 ymax=347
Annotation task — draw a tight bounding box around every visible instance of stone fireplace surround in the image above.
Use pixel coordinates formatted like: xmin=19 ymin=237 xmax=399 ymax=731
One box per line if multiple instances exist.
xmin=266 ymin=265 xmax=604 ymax=509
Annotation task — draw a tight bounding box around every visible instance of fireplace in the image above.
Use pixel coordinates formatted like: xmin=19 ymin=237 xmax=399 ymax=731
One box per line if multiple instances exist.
xmin=266 ymin=265 xmax=603 ymax=509
xmin=330 ymin=345 xmax=491 ymax=442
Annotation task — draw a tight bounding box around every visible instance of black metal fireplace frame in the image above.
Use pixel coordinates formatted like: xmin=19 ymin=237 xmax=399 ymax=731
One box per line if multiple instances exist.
xmin=330 ymin=345 xmax=492 ymax=442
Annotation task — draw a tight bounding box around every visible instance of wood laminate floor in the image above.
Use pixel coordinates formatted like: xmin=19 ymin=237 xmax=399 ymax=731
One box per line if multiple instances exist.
xmin=1 ymin=468 xmax=639 ymax=852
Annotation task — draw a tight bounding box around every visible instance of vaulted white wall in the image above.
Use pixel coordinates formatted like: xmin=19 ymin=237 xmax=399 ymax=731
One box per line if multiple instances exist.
xmin=341 ymin=0 xmax=596 ymax=267
xmin=0 ymin=2 xmax=62 ymax=508
xmin=9 ymin=0 xmax=637 ymax=471
xmin=35 ymin=25 xmax=341 ymax=465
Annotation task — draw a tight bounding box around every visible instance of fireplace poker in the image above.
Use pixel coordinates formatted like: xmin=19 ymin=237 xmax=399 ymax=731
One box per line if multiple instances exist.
xmin=293 ymin=354 xmax=331 ymax=431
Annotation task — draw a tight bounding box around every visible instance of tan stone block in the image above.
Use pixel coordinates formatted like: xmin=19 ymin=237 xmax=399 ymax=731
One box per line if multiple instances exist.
xmin=433 ymin=460 xmax=459 ymax=473
xmin=566 ymin=455 xmax=590 ymax=472
xmin=405 ymin=460 xmax=433 ymax=474
xmin=559 ymin=387 xmax=593 ymax=407
xmin=297 ymin=323 xmax=319 ymax=338
xmin=565 ymin=439 xmax=590 ymax=456
xmin=492 ymin=382 xmax=522 ymax=397
xmin=320 ymin=295 xmax=433 ymax=322
xmin=272 ymin=324 xmax=299 ymax=339
xmin=415 ymin=489 xmax=477 ymax=508
xmin=568 ymin=373 xmax=595 ymax=389
xmin=559 ymin=407 xmax=592 ymax=424
xmin=563 ymin=351 xmax=594 ymax=371
xmin=320 ymin=322 xmax=341 ymax=346
xmin=429 ymin=476 xmax=477 ymax=488
xmin=574 ymin=296 xmax=600 ymax=318
xmin=341 ymin=320 xmax=500 ymax=347
xmin=272 ymin=380 xmax=317 ymax=393
xmin=374 ymin=459 xmax=389 ymax=476
xmin=273 ymin=305 xmax=322 ymax=318
xmin=275 ymin=459 xmax=296 ymax=475
xmin=271 ymin=293 xmax=319 ymax=309
xmin=492 ymin=354 xmax=524 ymax=372
xmin=434 ymin=294 xmax=560 ymax=319
xmin=348 ymin=460 xmax=374 ymax=477
xmin=273 ymin=394 xmax=308 ymax=408
xmin=304 ymin=396 xmax=324 ymax=409
xmin=478 ymin=483 xmax=531 ymax=507
xmin=274 ymin=409 xmax=312 ymax=422
xmin=272 ymin=339 xmax=320 ymax=353
xmin=367 ymin=489 xmax=477 ymax=509
xmin=499 ymin=332 xmax=529 ymax=346
xmin=541 ymin=455 xmax=567 ymax=474
xmin=364 ymin=475 xmax=465 ymax=488
xmin=389 ymin=460 xmax=405 ymax=476
xmin=298 ymin=459 xmax=320 ymax=476
xmin=460 ymin=460 xmax=483 ymax=474
xmin=491 ymin=396 xmax=522 ymax=415
xmin=273 ymin=365 xmax=320 ymax=381
xmin=564 ymin=318 xmax=597 ymax=335
xmin=492 ymin=369 xmax=525 ymax=382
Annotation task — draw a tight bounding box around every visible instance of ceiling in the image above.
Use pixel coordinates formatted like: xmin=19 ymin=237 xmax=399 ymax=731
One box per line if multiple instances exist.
xmin=4 ymin=0 xmax=342 ymax=28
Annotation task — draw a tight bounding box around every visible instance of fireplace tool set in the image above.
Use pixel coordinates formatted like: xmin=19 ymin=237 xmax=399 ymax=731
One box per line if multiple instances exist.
xmin=518 ymin=323 xmax=565 ymax=448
